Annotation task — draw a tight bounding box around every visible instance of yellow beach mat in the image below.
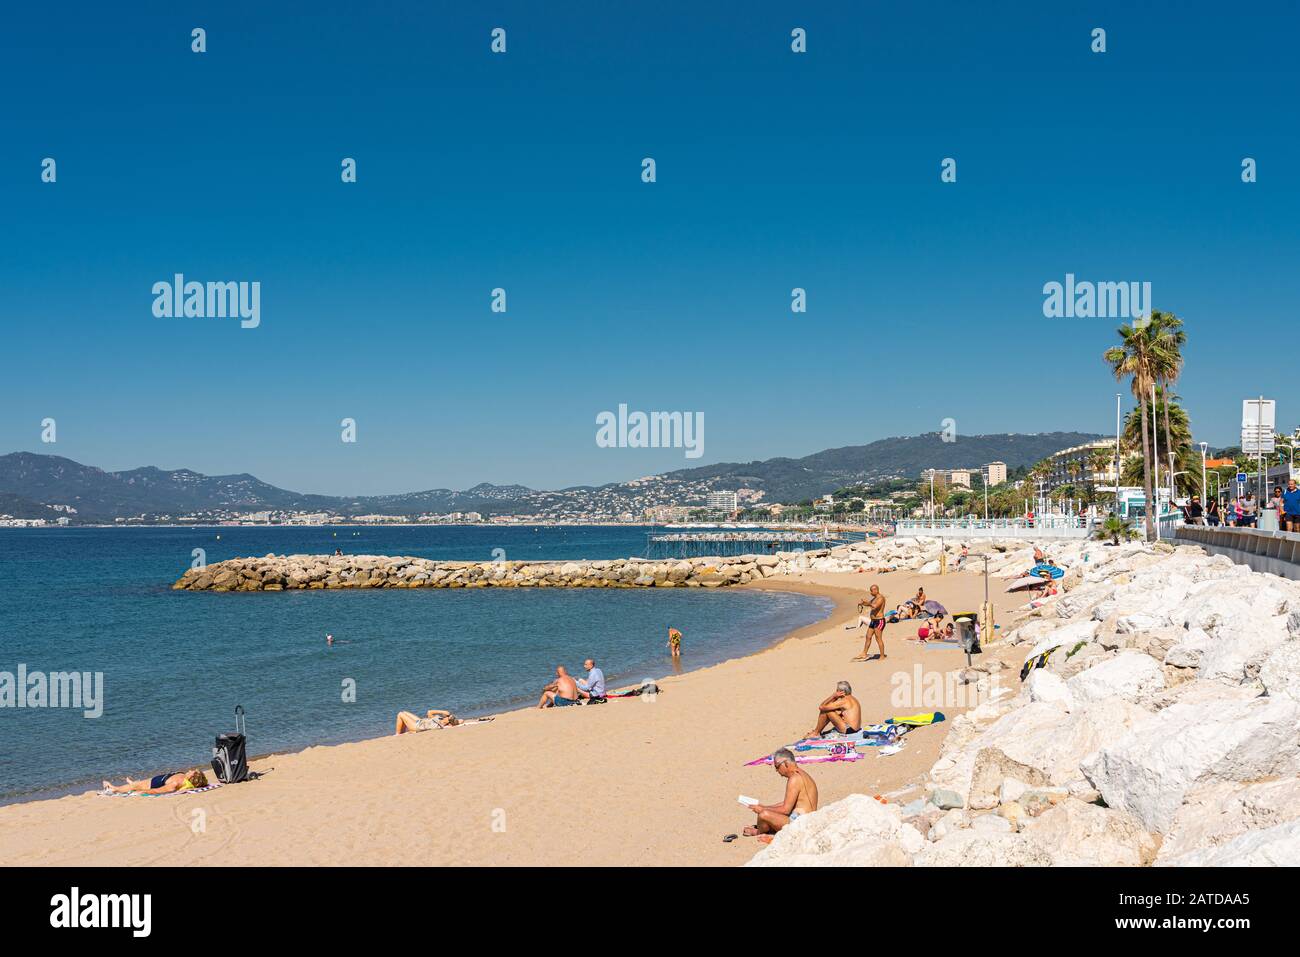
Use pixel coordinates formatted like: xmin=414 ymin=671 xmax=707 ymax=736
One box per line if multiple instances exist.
xmin=886 ymin=712 xmax=946 ymax=726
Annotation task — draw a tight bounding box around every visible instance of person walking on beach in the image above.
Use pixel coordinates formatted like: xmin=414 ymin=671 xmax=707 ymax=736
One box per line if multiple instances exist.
xmin=538 ymin=666 xmax=580 ymax=708
xmin=805 ymin=681 xmax=862 ymax=738
xmin=854 ymin=585 xmax=887 ymax=661
xmin=743 ymin=748 xmax=818 ymax=838
xmin=667 ymin=628 xmax=682 ymax=657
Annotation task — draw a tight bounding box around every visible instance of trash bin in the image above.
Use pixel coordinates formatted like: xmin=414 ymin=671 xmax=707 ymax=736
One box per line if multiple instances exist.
xmin=954 ymin=616 xmax=980 ymax=656
xmin=1259 ymin=508 xmax=1280 ymax=532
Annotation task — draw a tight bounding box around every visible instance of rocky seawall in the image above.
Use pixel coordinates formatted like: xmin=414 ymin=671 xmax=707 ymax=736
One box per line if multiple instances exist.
xmin=749 ymin=537 xmax=1300 ymax=867
xmin=171 ymin=553 xmax=791 ymax=591
xmin=171 ymin=536 xmax=1058 ymax=593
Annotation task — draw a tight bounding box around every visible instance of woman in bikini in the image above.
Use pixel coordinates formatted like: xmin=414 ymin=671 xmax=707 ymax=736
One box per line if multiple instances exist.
xmin=394 ymin=709 xmax=462 ymax=734
xmin=102 ymin=769 xmax=208 ymax=794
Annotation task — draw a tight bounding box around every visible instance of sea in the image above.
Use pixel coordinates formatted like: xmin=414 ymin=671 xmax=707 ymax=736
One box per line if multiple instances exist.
xmin=0 ymin=525 xmax=833 ymax=803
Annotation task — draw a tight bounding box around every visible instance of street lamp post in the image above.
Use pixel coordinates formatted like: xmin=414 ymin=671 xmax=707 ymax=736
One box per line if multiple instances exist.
xmin=1199 ymin=442 xmax=1208 ymax=504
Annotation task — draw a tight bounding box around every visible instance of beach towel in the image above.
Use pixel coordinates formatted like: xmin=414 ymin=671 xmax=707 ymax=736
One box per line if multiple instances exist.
xmin=887 ymin=711 xmax=945 ymax=726
xmin=794 ymin=722 xmax=905 ymax=747
xmin=99 ymin=783 xmax=224 ymax=798
xmin=745 ymin=748 xmax=864 ymax=767
xmin=1020 ymin=648 xmax=1057 ymax=681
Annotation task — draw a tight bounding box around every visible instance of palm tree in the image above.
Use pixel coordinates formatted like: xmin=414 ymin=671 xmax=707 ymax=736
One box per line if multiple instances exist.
xmin=1148 ymin=311 xmax=1186 ymax=480
xmin=1121 ymin=392 xmax=1200 ymax=495
xmin=1104 ymin=321 xmax=1182 ymax=539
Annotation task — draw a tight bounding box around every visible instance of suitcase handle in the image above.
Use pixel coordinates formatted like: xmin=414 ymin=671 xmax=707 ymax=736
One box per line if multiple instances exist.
xmin=234 ymin=704 xmax=246 ymax=737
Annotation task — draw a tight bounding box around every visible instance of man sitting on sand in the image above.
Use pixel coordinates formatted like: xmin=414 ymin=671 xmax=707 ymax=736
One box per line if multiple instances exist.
xmin=576 ymin=658 xmax=606 ymax=701
xmin=538 ymin=665 xmax=580 ymax=708
xmin=854 ymin=585 xmax=888 ymax=661
xmin=395 ymin=708 xmax=462 ymax=734
xmin=102 ymin=769 xmax=208 ymax=794
xmin=744 ymin=748 xmax=818 ymax=838
xmin=806 ymin=681 xmax=861 ymax=738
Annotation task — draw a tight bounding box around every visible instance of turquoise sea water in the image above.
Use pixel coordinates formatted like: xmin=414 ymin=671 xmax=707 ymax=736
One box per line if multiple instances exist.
xmin=0 ymin=526 xmax=831 ymax=802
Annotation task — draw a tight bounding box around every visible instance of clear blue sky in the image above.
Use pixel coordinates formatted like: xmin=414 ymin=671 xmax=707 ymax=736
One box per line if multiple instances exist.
xmin=2 ymin=2 xmax=1296 ymax=494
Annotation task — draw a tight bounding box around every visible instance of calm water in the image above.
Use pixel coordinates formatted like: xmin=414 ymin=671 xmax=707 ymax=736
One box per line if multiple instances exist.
xmin=0 ymin=526 xmax=831 ymax=801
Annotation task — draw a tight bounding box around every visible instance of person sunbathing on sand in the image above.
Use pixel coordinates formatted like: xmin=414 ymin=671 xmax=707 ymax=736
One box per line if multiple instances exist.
xmin=538 ymin=665 xmax=580 ymax=708
xmin=844 ymin=598 xmax=873 ymax=630
xmin=395 ymin=709 xmax=461 ymax=734
xmin=102 ymin=769 xmax=208 ymax=794
xmin=806 ymin=681 xmax=861 ymax=738
xmin=744 ymin=749 xmax=818 ymax=838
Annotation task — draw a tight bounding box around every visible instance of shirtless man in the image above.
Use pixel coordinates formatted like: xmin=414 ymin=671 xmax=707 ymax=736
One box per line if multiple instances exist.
xmin=806 ymin=681 xmax=862 ymax=738
xmin=744 ymin=748 xmax=818 ymax=837
xmin=538 ymin=665 xmax=580 ymax=708
xmin=854 ymin=584 xmax=888 ymax=661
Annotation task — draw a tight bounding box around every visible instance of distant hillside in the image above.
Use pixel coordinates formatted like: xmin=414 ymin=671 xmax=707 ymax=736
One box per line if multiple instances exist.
xmin=0 ymin=431 xmax=1103 ymax=522
xmin=0 ymin=492 xmax=66 ymax=521
xmin=658 ymin=431 xmax=1103 ymax=502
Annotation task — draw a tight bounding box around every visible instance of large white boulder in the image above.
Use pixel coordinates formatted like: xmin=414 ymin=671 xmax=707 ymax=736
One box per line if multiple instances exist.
xmin=1026 ymin=670 xmax=1074 ymax=710
xmin=1156 ymin=777 xmax=1300 ymax=864
xmin=916 ymin=830 xmax=1056 ymax=867
xmin=936 ymin=696 xmax=1154 ymax=809
xmin=1066 ymin=650 xmax=1165 ymax=705
xmin=1259 ymin=641 xmax=1300 ymax=701
xmin=1082 ymin=688 xmax=1300 ymax=833
xmin=1157 ymin=819 xmax=1300 ymax=866
xmin=1020 ymin=799 xmax=1159 ymax=866
xmin=746 ymin=793 xmax=922 ymax=867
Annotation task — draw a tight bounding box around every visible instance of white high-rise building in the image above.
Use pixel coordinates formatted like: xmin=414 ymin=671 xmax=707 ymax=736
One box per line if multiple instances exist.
xmin=706 ymin=490 xmax=739 ymax=512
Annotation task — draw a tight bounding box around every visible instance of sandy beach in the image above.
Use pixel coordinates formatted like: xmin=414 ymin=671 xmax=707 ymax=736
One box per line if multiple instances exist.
xmin=0 ymin=566 xmax=1023 ymax=866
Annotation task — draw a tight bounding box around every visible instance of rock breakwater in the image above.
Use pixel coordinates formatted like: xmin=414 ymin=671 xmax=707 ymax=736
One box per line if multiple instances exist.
xmin=172 ymin=553 xmax=789 ymax=591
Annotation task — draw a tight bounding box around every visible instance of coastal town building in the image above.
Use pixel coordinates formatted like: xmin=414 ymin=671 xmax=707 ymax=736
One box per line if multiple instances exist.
xmin=922 ymin=468 xmax=972 ymax=488
xmin=705 ymin=490 xmax=739 ymax=512
xmin=983 ymin=461 xmax=1008 ymax=486
xmin=1045 ymin=439 xmax=1119 ymax=490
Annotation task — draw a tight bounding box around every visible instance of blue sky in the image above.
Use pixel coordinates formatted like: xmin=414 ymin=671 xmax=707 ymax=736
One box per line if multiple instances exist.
xmin=2 ymin=2 xmax=1297 ymax=494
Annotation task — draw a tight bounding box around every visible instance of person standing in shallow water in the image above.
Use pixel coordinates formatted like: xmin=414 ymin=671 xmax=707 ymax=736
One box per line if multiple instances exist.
xmin=667 ymin=628 xmax=682 ymax=657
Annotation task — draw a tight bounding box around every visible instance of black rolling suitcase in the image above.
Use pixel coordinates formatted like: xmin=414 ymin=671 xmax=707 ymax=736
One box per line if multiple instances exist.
xmin=211 ymin=705 xmax=250 ymax=783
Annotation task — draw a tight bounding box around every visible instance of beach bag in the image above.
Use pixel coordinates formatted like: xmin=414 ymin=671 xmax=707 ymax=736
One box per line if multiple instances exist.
xmin=211 ymin=705 xmax=250 ymax=784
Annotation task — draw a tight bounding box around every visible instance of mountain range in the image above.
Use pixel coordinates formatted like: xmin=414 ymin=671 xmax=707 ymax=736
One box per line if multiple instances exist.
xmin=0 ymin=431 xmax=1103 ymax=522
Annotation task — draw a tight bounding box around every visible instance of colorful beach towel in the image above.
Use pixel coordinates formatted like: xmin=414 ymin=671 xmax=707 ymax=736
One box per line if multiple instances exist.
xmin=745 ymin=747 xmax=864 ymax=767
xmin=886 ymin=711 xmax=945 ymax=726
xmin=99 ymin=783 xmax=224 ymax=798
